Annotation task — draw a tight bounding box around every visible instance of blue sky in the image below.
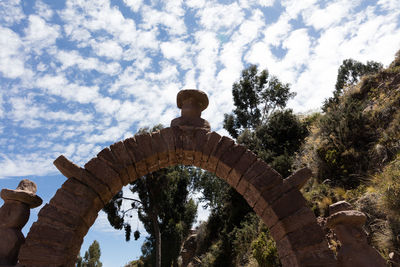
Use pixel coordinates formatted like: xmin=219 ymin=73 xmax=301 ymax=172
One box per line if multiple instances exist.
xmin=0 ymin=0 xmax=399 ymax=266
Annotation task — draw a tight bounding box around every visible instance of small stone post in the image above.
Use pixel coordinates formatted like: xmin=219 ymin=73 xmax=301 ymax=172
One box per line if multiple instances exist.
xmin=326 ymin=201 xmax=386 ymax=267
xmin=170 ymin=89 xmax=211 ymax=131
xmin=0 ymin=179 xmax=42 ymax=266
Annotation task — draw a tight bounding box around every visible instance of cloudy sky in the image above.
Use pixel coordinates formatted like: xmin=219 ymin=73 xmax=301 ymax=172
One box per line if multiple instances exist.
xmin=0 ymin=0 xmax=399 ymax=266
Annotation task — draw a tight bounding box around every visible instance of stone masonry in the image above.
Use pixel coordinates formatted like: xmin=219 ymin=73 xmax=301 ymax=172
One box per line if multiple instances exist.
xmin=15 ymin=90 xmax=336 ymax=266
xmin=0 ymin=180 xmax=42 ymax=266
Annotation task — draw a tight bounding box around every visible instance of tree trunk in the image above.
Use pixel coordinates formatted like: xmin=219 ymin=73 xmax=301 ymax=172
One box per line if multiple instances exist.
xmin=150 ymin=209 xmax=161 ymax=267
xmin=146 ymin=175 xmax=161 ymax=267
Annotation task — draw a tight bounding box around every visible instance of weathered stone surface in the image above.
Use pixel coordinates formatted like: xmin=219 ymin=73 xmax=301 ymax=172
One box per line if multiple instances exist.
xmin=1 ymin=189 xmax=42 ymax=209
xmin=25 ymin=221 xmax=80 ymax=253
xmin=296 ymin=247 xmax=337 ymax=267
xmin=49 ymin=185 xmax=100 ymax=228
xmin=326 ymin=204 xmax=386 ymax=267
xmin=334 ymin=224 xmax=386 ymax=267
xmin=236 ymin=159 xmax=271 ymax=195
xmin=225 ymin=149 xmax=257 ymax=188
xmin=243 ymin=167 xmax=282 ymax=208
xmin=260 ymin=188 xmax=308 ymax=227
xmin=0 ymin=228 xmax=24 ymax=265
xmin=123 ymin=136 xmax=149 ymax=177
xmin=282 ymin=167 xmax=312 ymax=190
xmin=270 ymin=207 xmax=317 ymax=241
xmin=326 ymin=202 xmax=386 ymax=267
xmin=253 ymin=184 xmax=285 ymax=216
xmin=53 ymin=155 xmax=112 ymax=205
xmin=200 ymin=132 xmax=221 ymax=170
xmin=98 ymin=147 xmax=130 ymax=186
xmin=160 ymin=127 xmax=178 ymax=166
xmin=135 ymin=132 xmax=159 ymax=172
xmin=110 ymin=141 xmax=139 ymax=184
xmin=170 ymin=89 xmax=211 ymax=131
xmin=171 ymin=127 xmax=184 ymax=164
xmin=276 ymin=222 xmax=327 ymax=258
xmin=329 ymin=200 xmax=352 ymax=215
xmin=150 ymin=131 xmax=169 ymax=169
xmin=0 ymin=180 xmax=42 ymax=266
xmin=192 ymin=128 xmax=209 ymax=166
xmin=84 ymin=157 xmax=122 ymax=195
xmin=205 ymin=136 xmax=235 ymax=173
xmin=16 ymin=179 xmax=37 ymax=194
xmin=181 ymin=130 xmax=196 ymax=166
xmin=326 ymin=210 xmax=366 ymax=228
xmin=215 ymin=144 xmax=247 ymax=180
xmin=37 ymin=204 xmax=89 ymax=239
xmin=19 ymin=243 xmax=72 ymax=266
xmin=0 ymin=201 xmax=30 ymax=228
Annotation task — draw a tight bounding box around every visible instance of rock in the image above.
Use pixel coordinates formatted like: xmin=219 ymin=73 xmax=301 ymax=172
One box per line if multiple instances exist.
xmin=16 ymin=179 xmax=37 ymax=194
xmin=326 ymin=202 xmax=386 ymax=267
xmin=326 ymin=210 xmax=366 ymax=228
xmin=0 ymin=179 xmax=42 ymax=265
xmin=329 ymin=200 xmax=353 ymax=215
xmin=1 ymin=189 xmax=42 ymax=209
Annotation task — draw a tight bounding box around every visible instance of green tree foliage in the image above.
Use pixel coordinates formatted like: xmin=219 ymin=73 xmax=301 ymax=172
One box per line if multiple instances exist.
xmin=103 ymin=127 xmax=197 ymax=267
xmin=314 ymin=58 xmax=395 ymax=188
xmin=323 ymin=59 xmax=382 ymax=111
xmin=224 ymin=64 xmax=308 ymax=176
xmin=76 ymin=240 xmax=102 ymax=267
xmin=251 ymin=227 xmax=280 ymax=267
xmin=224 ymin=65 xmax=295 ymax=138
xmin=191 ymin=64 xmax=307 ymax=265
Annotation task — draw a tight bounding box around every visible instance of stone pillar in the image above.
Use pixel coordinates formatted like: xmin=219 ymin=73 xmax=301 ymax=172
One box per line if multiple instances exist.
xmin=0 ymin=180 xmax=42 ymax=266
xmin=170 ymin=89 xmax=211 ymax=131
xmin=326 ymin=201 xmax=386 ymax=267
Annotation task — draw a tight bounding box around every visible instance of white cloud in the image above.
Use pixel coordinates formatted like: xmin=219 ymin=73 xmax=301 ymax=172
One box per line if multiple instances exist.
xmin=263 ymin=13 xmax=292 ymax=46
xmin=198 ymin=2 xmax=245 ymax=32
xmin=0 ymin=153 xmax=56 ymax=178
xmin=123 ymin=0 xmax=143 ymax=12
xmin=160 ymin=40 xmax=187 ymax=60
xmin=0 ymin=26 xmax=27 ymax=79
xmin=302 ymin=0 xmax=361 ymax=31
xmin=141 ymin=5 xmax=187 ymax=36
xmin=56 ymin=50 xmax=121 ymax=75
xmin=91 ymin=39 xmax=124 ymax=60
xmin=0 ymin=0 xmax=25 ymax=26
xmin=35 ymin=0 xmax=54 ymax=20
xmin=35 ymin=74 xmax=100 ymax=104
xmin=24 ymin=15 xmax=60 ymax=53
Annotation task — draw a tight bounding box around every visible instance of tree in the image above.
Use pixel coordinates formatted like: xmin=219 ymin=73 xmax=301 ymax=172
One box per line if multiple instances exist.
xmin=224 ymin=65 xmax=295 ymax=138
xmin=76 ymin=240 xmax=102 ymax=267
xmin=224 ymin=64 xmax=307 ymax=176
xmin=323 ymin=59 xmax=382 ymax=111
xmin=190 ymin=65 xmax=303 ymax=265
xmin=103 ymin=126 xmax=197 ymax=267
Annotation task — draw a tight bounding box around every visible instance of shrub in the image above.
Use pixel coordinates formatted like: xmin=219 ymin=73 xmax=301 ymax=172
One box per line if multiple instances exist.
xmin=251 ymin=227 xmax=280 ymax=267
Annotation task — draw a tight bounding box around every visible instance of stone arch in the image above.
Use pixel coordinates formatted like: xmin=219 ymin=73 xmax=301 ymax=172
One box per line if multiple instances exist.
xmin=18 ymin=127 xmax=336 ymax=267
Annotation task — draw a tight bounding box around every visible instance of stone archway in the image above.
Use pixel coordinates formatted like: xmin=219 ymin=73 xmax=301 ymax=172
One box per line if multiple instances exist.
xmin=18 ymin=90 xmax=336 ymax=267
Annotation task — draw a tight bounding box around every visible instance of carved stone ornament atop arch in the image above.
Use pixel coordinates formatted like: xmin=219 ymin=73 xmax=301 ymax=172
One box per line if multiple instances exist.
xmin=18 ymin=90 xmax=336 ymax=267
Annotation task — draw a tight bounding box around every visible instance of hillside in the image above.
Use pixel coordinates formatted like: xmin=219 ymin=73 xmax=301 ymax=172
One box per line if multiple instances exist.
xmin=176 ymin=50 xmax=400 ymax=267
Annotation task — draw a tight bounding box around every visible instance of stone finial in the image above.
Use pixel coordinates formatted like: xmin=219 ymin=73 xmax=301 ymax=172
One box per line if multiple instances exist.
xmin=0 ymin=179 xmax=42 ymax=266
xmin=1 ymin=179 xmax=42 ymax=208
xmin=171 ymin=89 xmax=211 ymax=131
xmin=326 ymin=201 xmax=386 ymax=267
